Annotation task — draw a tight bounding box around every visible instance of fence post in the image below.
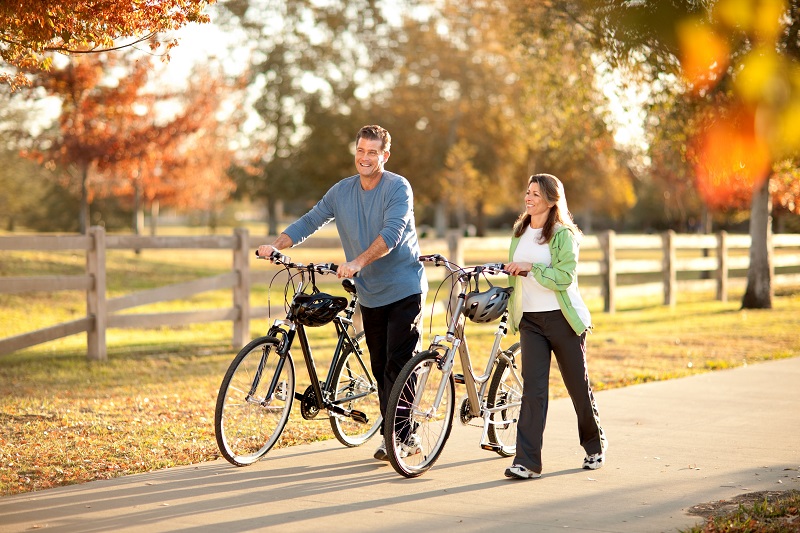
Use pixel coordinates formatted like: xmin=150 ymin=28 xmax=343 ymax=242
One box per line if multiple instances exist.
xmin=86 ymin=226 xmax=107 ymax=361
xmin=601 ymin=230 xmax=616 ymax=313
xmin=662 ymin=230 xmax=676 ymax=307
xmin=447 ymin=231 xmax=464 ymax=266
xmin=716 ymin=230 xmax=728 ymax=302
xmin=233 ymin=227 xmax=250 ymax=349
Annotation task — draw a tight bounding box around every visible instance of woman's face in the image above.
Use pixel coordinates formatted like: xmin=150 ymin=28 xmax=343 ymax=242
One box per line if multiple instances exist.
xmin=524 ymin=181 xmax=554 ymax=221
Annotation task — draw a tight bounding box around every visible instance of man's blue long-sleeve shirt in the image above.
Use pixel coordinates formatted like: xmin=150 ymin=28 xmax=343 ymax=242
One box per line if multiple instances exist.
xmin=283 ymin=171 xmax=427 ymax=308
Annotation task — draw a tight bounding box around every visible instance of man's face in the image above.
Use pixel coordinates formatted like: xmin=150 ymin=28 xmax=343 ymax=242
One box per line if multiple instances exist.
xmin=354 ymin=137 xmax=388 ymax=180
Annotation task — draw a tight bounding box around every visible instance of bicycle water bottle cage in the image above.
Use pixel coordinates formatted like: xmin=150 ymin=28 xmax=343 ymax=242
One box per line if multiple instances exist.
xmin=291 ymin=292 xmax=348 ymax=327
xmin=463 ymin=285 xmax=513 ymax=323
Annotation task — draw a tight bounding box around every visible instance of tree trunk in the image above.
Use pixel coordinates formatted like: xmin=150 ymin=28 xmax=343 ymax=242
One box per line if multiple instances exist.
xmin=133 ymin=179 xmax=144 ymax=255
xmin=79 ymin=162 xmax=89 ymax=235
xmin=266 ymin=194 xmax=279 ymax=237
xmin=133 ymin=165 xmax=144 ymax=237
xmin=149 ymin=200 xmax=159 ymax=236
xmin=475 ymin=199 xmax=486 ymax=237
xmin=701 ymin=204 xmax=713 ymax=233
xmin=435 ymin=200 xmax=448 ymax=238
xmin=741 ymin=176 xmax=773 ymax=309
xmin=208 ymin=208 xmax=218 ymax=234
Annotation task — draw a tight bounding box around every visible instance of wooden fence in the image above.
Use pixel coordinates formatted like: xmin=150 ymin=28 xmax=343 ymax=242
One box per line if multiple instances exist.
xmin=2 ymin=227 xmax=800 ymax=360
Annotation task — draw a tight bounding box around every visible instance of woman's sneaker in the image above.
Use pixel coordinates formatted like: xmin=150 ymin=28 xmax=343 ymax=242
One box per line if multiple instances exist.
xmin=504 ymin=464 xmax=542 ymax=479
xmin=582 ymin=452 xmax=605 ymax=470
xmin=399 ymin=434 xmax=423 ymax=458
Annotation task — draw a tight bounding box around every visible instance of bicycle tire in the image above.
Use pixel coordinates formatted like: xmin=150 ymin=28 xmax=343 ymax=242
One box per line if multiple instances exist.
xmin=329 ymin=331 xmax=382 ymax=446
xmin=215 ymin=336 xmax=295 ymax=466
xmin=487 ymin=342 xmax=522 ymax=457
xmin=384 ymin=349 xmax=455 ymax=478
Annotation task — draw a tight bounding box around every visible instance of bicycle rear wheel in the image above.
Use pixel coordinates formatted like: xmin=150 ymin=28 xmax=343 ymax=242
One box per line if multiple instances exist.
xmin=487 ymin=342 xmax=522 ymax=457
xmin=215 ymin=336 xmax=295 ymax=466
xmin=384 ymin=350 xmax=455 ymax=478
xmin=329 ymin=331 xmax=382 ymax=446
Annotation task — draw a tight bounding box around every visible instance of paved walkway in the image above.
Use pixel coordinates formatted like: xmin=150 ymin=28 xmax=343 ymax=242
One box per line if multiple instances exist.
xmin=1 ymin=357 xmax=799 ymax=533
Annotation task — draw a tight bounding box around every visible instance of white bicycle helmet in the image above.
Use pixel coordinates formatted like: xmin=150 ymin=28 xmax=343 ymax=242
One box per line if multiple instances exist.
xmin=463 ymin=285 xmax=513 ymax=323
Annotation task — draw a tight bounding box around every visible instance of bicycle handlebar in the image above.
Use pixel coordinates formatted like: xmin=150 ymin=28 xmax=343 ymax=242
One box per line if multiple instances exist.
xmin=419 ymin=254 xmax=527 ymax=277
xmin=256 ymin=249 xmax=357 ymax=277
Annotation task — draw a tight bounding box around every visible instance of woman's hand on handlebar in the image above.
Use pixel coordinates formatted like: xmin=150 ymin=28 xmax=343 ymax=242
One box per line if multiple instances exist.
xmin=505 ymin=261 xmax=531 ymax=277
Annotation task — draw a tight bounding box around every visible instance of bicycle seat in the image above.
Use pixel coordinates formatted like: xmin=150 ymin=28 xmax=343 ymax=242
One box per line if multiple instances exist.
xmin=342 ymin=278 xmax=357 ymax=295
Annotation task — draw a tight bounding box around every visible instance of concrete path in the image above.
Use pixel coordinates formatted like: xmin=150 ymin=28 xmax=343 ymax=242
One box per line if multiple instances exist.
xmin=1 ymin=357 xmax=799 ymax=533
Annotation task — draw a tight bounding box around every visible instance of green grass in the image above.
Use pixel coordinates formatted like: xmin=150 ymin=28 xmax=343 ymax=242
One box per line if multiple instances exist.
xmin=682 ymin=490 xmax=800 ymax=532
xmin=1 ymin=245 xmax=800 ymax=505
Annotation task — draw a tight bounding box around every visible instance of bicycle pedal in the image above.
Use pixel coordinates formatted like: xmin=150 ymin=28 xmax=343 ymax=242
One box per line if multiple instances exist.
xmin=453 ymin=373 xmax=465 ymax=384
xmin=349 ymin=409 xmax=368 ymax=424
xmin=481 ymin=443 xmax=501 ymax=452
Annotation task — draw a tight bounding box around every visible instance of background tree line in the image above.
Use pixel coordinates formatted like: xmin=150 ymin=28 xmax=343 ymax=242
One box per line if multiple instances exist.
xmin=2 ymin=0 xmax=800 ymax=308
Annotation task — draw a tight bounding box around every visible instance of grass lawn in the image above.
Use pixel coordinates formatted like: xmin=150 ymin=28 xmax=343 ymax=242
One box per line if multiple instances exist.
xmin=2 ymin=245 xmax=800 ymax=501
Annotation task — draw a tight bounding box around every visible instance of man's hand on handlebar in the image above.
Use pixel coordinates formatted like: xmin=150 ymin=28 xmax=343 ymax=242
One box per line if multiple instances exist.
xmin=255 ymin=245 xmax=290 ymax=265
xmin=336 ymin=260 xmax=361 ymax=279
xmin=256 ymin=244 xmax=280 ymax=259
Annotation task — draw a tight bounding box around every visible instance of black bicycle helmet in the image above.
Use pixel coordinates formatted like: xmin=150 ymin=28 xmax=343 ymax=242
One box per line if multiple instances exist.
xmin=463 ymin=286 xmax=513 ymax=323
xmin=292 ymin=292 xmax=348 ymax=327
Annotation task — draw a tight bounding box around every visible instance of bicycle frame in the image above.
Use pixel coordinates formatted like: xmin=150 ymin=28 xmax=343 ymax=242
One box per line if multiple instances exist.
xmin=419 ymin=256 xmax=523 ymax=450
xmin=257 ymin=263 xmax=372 ymax=423
xmin=412 ymin=256 xmax=522 ymax=451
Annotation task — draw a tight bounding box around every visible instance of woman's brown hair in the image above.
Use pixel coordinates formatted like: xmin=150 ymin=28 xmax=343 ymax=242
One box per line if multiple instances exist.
xmin=512 ymin=173 xmax=580 ymax=243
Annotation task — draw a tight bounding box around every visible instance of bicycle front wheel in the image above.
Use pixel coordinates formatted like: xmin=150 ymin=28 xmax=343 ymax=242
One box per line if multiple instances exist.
xmin=385 ymin=350 xmax=455 ymax=478
xmin=215 ymin=336 xmax=295 ymax=466
xmin=487 ymin=342 xmax=523 ymax=457
xmin=329 ymin=331 xmax=382 ymax=446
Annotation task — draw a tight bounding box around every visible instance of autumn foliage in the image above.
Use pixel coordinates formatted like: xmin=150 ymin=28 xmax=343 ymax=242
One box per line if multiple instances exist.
xmin=689 ymin=106 xmax=772 ymax=212
xmin=1 ymin=0 xmax=214 ymax=90
xmin=26 ymin=53 xmax=237 ymax=232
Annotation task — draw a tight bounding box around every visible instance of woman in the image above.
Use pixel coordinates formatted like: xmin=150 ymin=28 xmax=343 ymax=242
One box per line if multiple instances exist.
xmin=503 ymin=173 xmax=607 ymax=479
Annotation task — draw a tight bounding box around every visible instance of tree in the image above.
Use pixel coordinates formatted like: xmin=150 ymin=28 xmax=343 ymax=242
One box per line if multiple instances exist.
xmin=772 ymin=160 xmax=800 ymax=231
xmin=97 ymin=63 xmax=240 ymax=235
xmin=1 ymin=0 xmax=213 ymax=90
xmin=0 ymin=95 xmax=50 ymax=231
xmin=514 ymin=0 xmax=800 ymax=309
xmin=507 ymin=2 xmax=637 ymax=231
xmin=218 ymin=0 xmax=398 ymax=236
xmin=26 ymin=53 xmax=141 ymax=234
xmin=27 ymin=53 xmax=237 ymax=234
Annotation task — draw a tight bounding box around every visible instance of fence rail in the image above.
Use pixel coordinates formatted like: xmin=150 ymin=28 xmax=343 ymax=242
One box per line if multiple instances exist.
xmin=2 ymin=227 xmax=800 ymax=360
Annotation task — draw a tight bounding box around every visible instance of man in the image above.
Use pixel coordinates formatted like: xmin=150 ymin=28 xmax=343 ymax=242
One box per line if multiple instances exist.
xmin=256 ymin=124 xmax=427 ymax=461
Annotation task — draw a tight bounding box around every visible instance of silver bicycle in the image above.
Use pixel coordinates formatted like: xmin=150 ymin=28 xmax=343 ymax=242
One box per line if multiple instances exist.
xmin=383 ymin=254 xmax=524 ymax=477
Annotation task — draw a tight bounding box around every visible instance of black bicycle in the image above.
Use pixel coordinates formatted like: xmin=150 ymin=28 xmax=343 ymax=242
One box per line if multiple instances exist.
xmin=214 ymin=251 xmax=381 ymax=466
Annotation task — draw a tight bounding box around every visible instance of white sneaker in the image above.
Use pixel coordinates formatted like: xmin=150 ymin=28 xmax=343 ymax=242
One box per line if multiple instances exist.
xmin=504 ymin=464 xmax=541 ymax=479
xmin=373 ymin=441 xmax=388 ymax=461
xmin=399 ymin=434 xmax=423 ymax=458
xmin=582 ymin=452 xmax=605 ymax=470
